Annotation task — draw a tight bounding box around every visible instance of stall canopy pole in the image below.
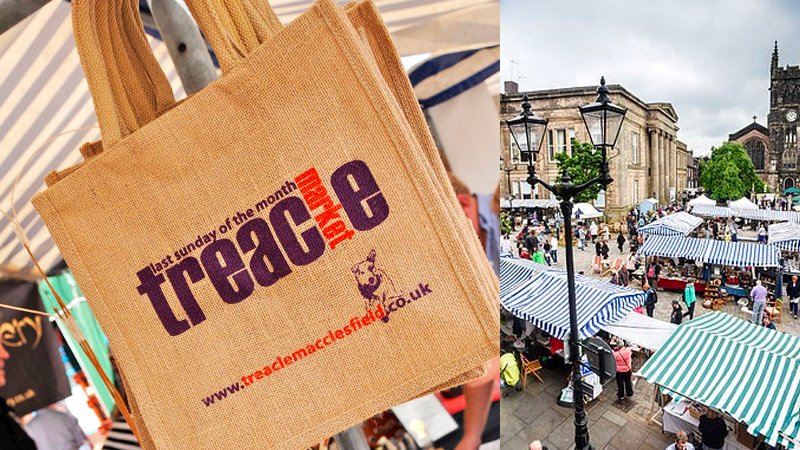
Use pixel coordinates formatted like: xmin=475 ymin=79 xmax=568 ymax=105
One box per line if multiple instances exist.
xmin=146 ymin=0 xmax=218 ymax=95
xmin=0 ymin=0 xmax=51 ymax=34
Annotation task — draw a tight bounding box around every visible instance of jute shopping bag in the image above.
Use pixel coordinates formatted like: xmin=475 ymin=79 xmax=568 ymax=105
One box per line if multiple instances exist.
xmin=44 ymin=0 xmax=493 ymax=395
xmin=33 ymin=0 xmax=497 ymax=449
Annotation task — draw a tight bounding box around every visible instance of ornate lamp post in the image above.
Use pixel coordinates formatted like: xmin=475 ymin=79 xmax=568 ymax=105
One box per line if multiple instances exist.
xmin=505 ymin=77 xmax=626 ymax=450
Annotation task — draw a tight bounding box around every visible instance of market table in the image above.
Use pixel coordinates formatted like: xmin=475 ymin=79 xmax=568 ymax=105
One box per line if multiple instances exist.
xmin=662 ymin=400 xmax=749 ymax=450
xmin=657 ymin=277 xmax=706 ymax=294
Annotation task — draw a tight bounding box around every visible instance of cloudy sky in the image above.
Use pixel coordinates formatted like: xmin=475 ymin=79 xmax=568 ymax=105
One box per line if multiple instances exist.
xmin=501 ymin=0 xmax=800 ymax=156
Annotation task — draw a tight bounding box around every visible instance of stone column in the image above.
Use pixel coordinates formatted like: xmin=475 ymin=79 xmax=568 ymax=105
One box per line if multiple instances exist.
xmin=668 ymin=135 xmax=675 ymax=201
xmin=649 ymin=128 xmax=659 ymax=199
xmin=658 ymin=131 xmax=665 ymax=201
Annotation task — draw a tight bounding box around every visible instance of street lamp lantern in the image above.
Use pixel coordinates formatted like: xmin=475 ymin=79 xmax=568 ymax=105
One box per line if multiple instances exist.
xmin=505 ymin=95 xmax=548 ymax=163
xmin=578 ymin=76 xmax=627 ymax=188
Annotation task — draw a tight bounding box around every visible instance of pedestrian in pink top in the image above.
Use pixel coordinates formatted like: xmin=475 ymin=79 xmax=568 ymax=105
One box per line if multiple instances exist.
xmin=612 ymin=338 xmax=633 ymax=400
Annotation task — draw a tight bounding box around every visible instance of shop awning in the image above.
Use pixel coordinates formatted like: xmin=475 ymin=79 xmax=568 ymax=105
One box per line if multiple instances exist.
xmin=600 ymin=311 xmax=677 ymax=351
xmin=500 ymin=256 xmax=646 ymax=340
xmin=500 ymin=198 xmax=559 ymax=209
xmin=637 ymin=312 xmax=800 ymax=448
xmin=637 ymin=212 xmax=703 ymax=236
xmin=689 ymin=205 xmax=732 ymax=218
xmin=769 ymin=222 xmax=800 ymax=252
xmin=638 ymin=235 xmax=781 ymax=267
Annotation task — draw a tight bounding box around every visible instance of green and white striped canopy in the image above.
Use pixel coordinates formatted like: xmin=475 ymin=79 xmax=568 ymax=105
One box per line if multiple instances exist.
xmin=637 ymin=312 xmax=800 ymax=448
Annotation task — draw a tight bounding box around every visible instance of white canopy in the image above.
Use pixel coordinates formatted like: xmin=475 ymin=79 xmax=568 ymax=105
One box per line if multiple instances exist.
xmin=688 ymin=194 xmax=715 ymax=207
xmin=601 ymin=311 xmax=677 ymax=351
xmin=730 ymin=197 xmax=759 ymax=209
xmin=769 ymin=222 xmax=800 ymax=252
xmin=573 ymin=202 xmax=603 ymax=219
xmin=500 ymin=198 xmax=559 ymax=209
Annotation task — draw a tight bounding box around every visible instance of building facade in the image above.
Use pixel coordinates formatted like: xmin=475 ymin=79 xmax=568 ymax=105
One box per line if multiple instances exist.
xmin=500 ymin=81 xmax=690 ymax=220
xmin=769 ymin=41 xmax=800 ymax=190
xmin=728 ymin=119 xmax=770 ymax=186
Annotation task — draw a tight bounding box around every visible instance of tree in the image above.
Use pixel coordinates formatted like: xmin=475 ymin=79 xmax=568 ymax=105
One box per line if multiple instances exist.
xmin=699 ymin=142 xmax=766 ymax=201
xmin=554 ymin=140 xmax=603 ymax=203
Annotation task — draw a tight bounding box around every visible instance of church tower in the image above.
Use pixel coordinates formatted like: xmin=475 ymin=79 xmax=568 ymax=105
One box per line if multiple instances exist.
xmin=768 ymin=40 xmax=800 ymax=191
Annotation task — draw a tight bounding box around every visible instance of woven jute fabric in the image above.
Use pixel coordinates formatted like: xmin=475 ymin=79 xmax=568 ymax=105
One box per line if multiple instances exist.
xmin=33 ymin=0 xmax=498 ymax=449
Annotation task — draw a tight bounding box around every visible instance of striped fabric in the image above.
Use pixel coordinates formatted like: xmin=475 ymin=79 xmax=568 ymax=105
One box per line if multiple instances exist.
xmin=500 ymin=256 xmax=646 ymax=340
xmin=637 ymin=312 xmax=800 ymax=448
xmin=769 ymin=222 xmax=800 ymax=253
xmin=690 ymin=205 xmax=800 ymax=223
xmin=409 ymin=45 xmax=499 ymax=108
xmin=638 ymin=235 xmax=781 ymax=267
xmin=102 ymin=418 xmax=141 ymax=449
xmin=637 ymin=235 xmax=707 ymax=260
xmin=0 ymin=1 xmax=186 ymax=279
xmin=689 ymin=205 xmax=732 ymax=218
xmin=637 ymin=212 xmax=703 ymax=236
xmin=703 ymin=239 xmax=781 ymax=268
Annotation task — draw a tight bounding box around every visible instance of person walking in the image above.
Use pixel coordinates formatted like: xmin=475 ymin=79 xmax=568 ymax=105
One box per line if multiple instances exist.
xmin=698 ymin=410 xmax=727 ymax=450
xmin=647 ymin=259 xmax=661 ymax=290
xmin=757 ymin=224 xmax=767 ymax=243
xmin=549 ymin=235 xmax=558 ymax=263
xmin=682 ymin=281 xmax=696 ymax=320
xmin=612 ymin=338 xmax=633 ymax=401
xmin=589 ymin=221 xmax=599 ymax=243
xmin=644 ymin=283 xmax=658 ymax=317
xmin=524 ymin=230 xmax=538 ymax=254
xmin=532 ymin=246 xmax=547 ymax=265
xmin=595 ymin=239 xmax=603 ymax=258
xmin=577 ymin=226 xmax=586 ymax=252
xmin=787 ymin=274 xmax=800 ymax=319
xmin=601 ymin=240 xmax=610 ymax=259
xmin=543 ymin=239 xmax=552 ymax=266
xmin=616 ymin=232 xmax=626 ymax=253
xmin=750 ymin=280 xmax=768 ymax=324
xmin=670 ymin=300 xmax=683 ymax=325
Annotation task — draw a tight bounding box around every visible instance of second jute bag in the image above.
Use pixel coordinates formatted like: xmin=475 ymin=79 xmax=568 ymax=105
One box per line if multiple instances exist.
xmin=33 ymin=0 xmax=498 ymax=449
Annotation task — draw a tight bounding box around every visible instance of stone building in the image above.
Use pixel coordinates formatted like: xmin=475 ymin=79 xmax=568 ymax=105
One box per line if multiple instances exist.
xmin=500 ymin=81 xmax=691 ymax=220
xmin=768 ymin=41 xmax=800 ymax=191
xmin=728 ymin=118 xmax=770 ymax=186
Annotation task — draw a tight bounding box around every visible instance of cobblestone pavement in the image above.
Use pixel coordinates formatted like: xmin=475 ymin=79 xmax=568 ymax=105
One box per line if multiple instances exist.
xmin=502 ymin=225 xmax=796 ymax=449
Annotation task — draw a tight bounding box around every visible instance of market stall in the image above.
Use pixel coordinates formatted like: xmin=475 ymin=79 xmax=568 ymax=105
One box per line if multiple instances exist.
xmin=600 ymin=312 xmax=677 ymax=352
xmin=689 ymin=205 xmax=732 ymax=218
xmin=729 ymin=197 xmax=759 ymax=210
xmin=573 ymin=202 xmax=603 ymax=220
xmin=500 ymin=256 xmax=647 ymax=404
xmin=687 ymin=194 xmax=715 ymax=207
xmin=637 ymin=312 xmax=800 ymax=449
xmin=638 ymin=235 xmax=782 ymax=302
xmin=500 ymin=198 xmax=560 ymax=209
xmin=637 ymin=211 xmax=703 ymax=237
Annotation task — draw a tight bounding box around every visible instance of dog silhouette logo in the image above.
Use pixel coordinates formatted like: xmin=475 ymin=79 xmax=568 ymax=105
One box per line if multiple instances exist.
xmin=351 ymin=249 xmax=400 ymax=314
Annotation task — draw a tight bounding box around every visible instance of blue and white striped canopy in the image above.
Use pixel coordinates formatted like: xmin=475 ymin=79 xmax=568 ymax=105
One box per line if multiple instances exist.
xmin=770 ymin=222 xmax=800 ymax=253
xmin=638 ymin=235 xmax=707 ymax=260
xmin=638 ymin=212 xmax=703 ymax=236
xmin=704 ymin=239 xmax=781 ymax=268
xmin=637 ymin=312 xmax=800 ymax=448
xmin=689 ymin=205 xmax=732 ymax=218
xmin=500 ymin=256 xmax=646 ymax=340
xmin=690 ymin=205 xmax=800 ymax=223
xmin=639 ymin=235 xmax=781 ymax=267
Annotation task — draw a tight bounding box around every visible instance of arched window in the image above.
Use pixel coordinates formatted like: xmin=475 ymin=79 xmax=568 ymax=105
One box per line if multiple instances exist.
xmin=785 ymin=178 xmax=795 ymax=190
xmin=784 ymin=148 xmax=798 ymax=170
xmin=744 ymin=138 xmax=766 ymax=170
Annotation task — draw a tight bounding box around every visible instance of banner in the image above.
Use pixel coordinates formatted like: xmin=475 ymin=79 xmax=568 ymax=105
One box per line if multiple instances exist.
xmin=0 ymin=281 xmax=71 ymax=415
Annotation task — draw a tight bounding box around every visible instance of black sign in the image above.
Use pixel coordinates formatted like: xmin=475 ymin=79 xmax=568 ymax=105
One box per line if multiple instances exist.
xmin=0 ymin=281 xmax=71 ymax=415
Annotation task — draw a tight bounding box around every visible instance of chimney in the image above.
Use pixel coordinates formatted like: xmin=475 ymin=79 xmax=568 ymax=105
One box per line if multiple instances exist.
xmin=504 ymin=80 xmax=519 ymax=94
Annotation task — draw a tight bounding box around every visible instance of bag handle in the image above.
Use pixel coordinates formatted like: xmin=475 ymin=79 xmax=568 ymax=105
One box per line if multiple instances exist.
xmin=183 ymin=0 xmax=282 ymax=73
xmin=72 ymin=0 xmax=176 ymax=147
